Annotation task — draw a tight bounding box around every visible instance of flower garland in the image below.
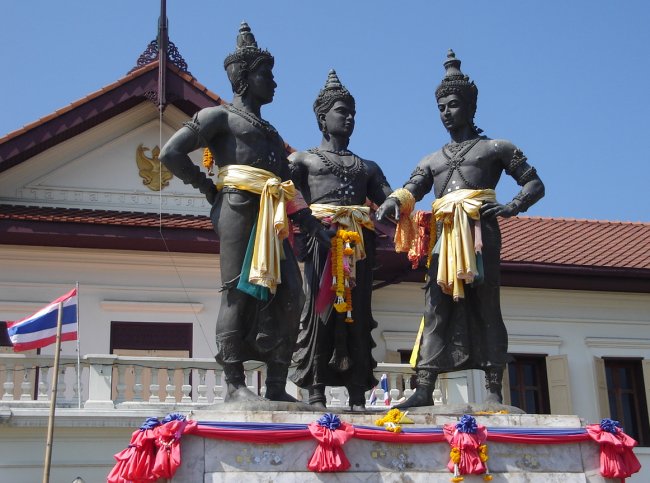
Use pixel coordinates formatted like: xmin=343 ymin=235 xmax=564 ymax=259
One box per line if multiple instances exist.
xmin=374 ymin=408 xmax=414 ymax=433
xmin=203 ymin=148 xmax=215 ymax=176
xmin=331 ymin=229 xmax=360 ymax=322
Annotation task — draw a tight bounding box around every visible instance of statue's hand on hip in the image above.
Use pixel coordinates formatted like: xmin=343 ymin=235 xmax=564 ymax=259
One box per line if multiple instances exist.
xmin=480 ymin=201 xmax=516 ymax=219
xmin=376 ymin=197 xmax=401 ymax=222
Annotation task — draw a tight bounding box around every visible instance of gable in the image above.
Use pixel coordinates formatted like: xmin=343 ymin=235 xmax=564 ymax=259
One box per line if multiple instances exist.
xmin=0 ymin=102 xmax=210 ymax=216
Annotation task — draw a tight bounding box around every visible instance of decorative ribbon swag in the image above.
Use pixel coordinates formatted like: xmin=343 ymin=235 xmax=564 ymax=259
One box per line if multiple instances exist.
xmin=109 ymin=413 xmax=641 ymax=482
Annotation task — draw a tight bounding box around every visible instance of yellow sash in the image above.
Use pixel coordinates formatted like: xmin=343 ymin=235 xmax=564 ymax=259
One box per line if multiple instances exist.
xmin=310 ymin=204 xmax=374 ymax=262
xmin=216 ymin=165 xmax=296 ymax=294
xmin=431 ymin=188 xmax=496 ymax=301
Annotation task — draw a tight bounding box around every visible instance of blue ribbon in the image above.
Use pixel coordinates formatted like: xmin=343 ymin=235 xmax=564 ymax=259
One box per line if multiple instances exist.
xmin=600 ymin=418 xmax=622 ymax=434
xmin=162 ymin=413 xmax=186 ymax=424
xmin=456 ymin=414 xmax=478 ymax=434
xmin=317 ymin=413 xmax=342 ymax=431
xmin=139 ymin=417 xmax=161 ymax=431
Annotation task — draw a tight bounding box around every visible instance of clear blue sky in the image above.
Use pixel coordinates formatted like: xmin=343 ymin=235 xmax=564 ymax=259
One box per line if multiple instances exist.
xmin=2 ymin=1 xmax=649 ymax=221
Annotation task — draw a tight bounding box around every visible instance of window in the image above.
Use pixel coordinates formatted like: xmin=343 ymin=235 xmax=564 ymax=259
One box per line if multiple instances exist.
xmin=110 ymin=322 xmax=193 ymax=401
xmin=604 ymin=358 xmax=650 ymax=446
xmin=507 ymin=354 xmax=551 ymax=414
xmin=0 ymin=321 xmax=11 ymax=347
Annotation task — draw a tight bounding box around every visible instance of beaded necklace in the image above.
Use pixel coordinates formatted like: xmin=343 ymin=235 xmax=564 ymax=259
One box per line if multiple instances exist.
xmin=308 ymin=148 xmax=364 ymax=182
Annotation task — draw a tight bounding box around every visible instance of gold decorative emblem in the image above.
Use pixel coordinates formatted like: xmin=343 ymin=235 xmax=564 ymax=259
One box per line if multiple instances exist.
xmin=135 ymin=144 xmax=173 ymax=191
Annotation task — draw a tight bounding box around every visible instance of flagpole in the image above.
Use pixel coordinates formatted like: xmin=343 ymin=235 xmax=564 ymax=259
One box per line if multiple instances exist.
xmin=42 ymin=301 xmax=63 ymax=483
xmin=75 ymin=281 xmax=81 ymax=409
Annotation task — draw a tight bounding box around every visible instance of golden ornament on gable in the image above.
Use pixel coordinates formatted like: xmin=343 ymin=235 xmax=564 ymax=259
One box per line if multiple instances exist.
xmin=135 ymin=144 xmax=174 ymax=191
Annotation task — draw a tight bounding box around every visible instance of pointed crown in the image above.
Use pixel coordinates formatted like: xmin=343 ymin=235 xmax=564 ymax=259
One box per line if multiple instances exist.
xmin=223 ymin=22 xmax=274 ymax=94
xmin=313 ymin=69 xmax=355 ymax=118
xmin=435 ymin=50 xmax=478 ymax=108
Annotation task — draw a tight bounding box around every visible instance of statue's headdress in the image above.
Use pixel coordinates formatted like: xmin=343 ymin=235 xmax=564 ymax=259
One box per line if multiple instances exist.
xmin=313 ymin=69 xmax=355 ymax=131
xmin=435 ymin=50 xmax=481 ymax=133
xmin=223 ymin=22 xmax=274 ymax=95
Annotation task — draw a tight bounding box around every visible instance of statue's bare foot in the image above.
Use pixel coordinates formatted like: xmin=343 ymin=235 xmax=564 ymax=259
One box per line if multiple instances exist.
xmin=350 ymin=404 xmax=366 ymax=412
xmin=392 ymin=390 xmax=433 ymax=410
xmin=224 ymin=384 xmax=265 ymax=403
xmin=265 ymin=386 xmax=298 ymax=403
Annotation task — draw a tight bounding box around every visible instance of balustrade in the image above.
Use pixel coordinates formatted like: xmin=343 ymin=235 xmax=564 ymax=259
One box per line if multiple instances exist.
xmin=0 ymin=354 xmax=470 ymax=410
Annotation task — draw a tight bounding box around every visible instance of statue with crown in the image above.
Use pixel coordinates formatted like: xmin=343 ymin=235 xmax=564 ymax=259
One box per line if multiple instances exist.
xmin=160 ymin=22 xmax=331 ymax=404
xmin=288 ymin=70 xmax=394 ymax=411
xmin=377 ymin=50 xmax=545 ymax=409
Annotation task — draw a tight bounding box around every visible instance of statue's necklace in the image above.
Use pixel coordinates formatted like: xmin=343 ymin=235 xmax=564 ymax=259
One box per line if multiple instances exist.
xmin=439 ymin=137 xmax=482 ymax=194
xmin=223 ymin=103 xmax=279 ymax=139
xmin=309 ymin=148 xmax=364 ymax=181
xmin=224 ymin=103 xmax=282 ymax=167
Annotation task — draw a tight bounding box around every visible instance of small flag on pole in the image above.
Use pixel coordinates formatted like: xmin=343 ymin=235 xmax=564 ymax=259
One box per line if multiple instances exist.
xmin=6 ymin=288 xmax=78 ymax=352
xmin=380 ymin=373 xmax=390 ymax=406
xmin=368 ymin=386 xmax=377 ymax=405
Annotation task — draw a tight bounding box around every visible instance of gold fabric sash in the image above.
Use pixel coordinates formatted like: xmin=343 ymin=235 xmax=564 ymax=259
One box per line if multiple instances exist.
xmin=216 ymin=165 xmax=296 ymax=293
xmin=431 ymin=188 xmax=496 ymax=301
xmin=310 ymin=204 xmax=375 ymax=262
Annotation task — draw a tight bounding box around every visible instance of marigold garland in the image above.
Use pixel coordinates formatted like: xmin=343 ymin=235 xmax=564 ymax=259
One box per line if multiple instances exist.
xmin=373 ymin=408 xmax=413 ymax=433
xmin=203 ymin=148 xmax=215 ymax=176
xmin=331 ymin=229 xmax=361 ymax=321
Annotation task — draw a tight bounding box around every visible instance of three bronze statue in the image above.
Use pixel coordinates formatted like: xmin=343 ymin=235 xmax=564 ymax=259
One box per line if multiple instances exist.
xmin=160 ymin=22 xmax=545 ymax=411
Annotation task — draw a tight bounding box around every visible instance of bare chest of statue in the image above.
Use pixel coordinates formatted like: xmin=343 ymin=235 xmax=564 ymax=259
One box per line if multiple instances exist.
xmin=305 ymin=150 xmax=369 ymax=205
xmin=211 ymin=106 xmax=286 ymax=175
xmin=431 ymin=138 xmax=504 ymax=197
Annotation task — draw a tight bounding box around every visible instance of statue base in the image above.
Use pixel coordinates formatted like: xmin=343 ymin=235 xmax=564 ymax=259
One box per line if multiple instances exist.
xmin=173 ymin=406 xmax=615 ymax=482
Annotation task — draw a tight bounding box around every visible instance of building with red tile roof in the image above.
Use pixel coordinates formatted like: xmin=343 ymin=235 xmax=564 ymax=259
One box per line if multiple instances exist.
xmin=0 ymin=32 xmax=649 ymax=482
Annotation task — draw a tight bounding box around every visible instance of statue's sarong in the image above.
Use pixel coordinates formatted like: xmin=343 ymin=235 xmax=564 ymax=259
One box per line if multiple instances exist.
xmin=216 ymin=165 xmax=296 ymax=294
xmin=291 ymin=203 xmax=379 ymax=394
xmin=412 ymin=189 xmax=509 ymax=372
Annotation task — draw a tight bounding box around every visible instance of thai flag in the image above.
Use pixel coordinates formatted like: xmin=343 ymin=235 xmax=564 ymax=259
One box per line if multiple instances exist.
xmin=380 ymin=373 xmax=390 ymax=405
xmin=368 ymin=387 xmax=377 ymax=405
xmin=6 ymin=288 xmax=77 ymax=352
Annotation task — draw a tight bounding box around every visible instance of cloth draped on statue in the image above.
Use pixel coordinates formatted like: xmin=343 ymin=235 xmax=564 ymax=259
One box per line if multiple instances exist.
xmin=413 ymin=188 xmax=509 ymax=373
xmin=216 ymin=164 xmax=296 ymax=294
xmin=291 ymin=203 xmax=379 ymax=394
xmin=211 ymin=166 xmax=303 ymax=367
xmin=431 ymin=188 xmax=496 ymax=301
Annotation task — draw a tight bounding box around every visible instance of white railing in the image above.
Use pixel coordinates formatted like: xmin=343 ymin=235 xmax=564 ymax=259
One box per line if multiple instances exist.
xmin=0 ymin=353 xmax=471 ymax=410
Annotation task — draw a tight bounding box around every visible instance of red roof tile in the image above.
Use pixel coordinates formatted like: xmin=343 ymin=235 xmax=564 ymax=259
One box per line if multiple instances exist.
xmin=0 ymin=62 xmax=224 ymax=174
xmin=2 ymin=205 xmax=649 ymax=271
xmin=0 ymin=205 xmax=212 ymax=230
xmin=499 ymin=216 xmax=650 ymax=270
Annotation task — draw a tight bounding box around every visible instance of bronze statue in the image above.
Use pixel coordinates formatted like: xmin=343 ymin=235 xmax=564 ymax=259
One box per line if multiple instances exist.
xmin=289 ymin=70 xmax=393 ymax=411
xmin=159 ymin=22 xmax=329 ymax=403
xmin=377 ymin=50 xmax=545 ymax=408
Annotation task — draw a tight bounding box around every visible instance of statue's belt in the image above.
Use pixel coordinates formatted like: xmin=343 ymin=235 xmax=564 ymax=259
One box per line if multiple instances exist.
xmin=431 ymin=189 xmax=496 ymax=301
xmin=216 ymin=165 xmax=296 ymax=294
xmin=310 ymin=203 xmax=374 ymax=262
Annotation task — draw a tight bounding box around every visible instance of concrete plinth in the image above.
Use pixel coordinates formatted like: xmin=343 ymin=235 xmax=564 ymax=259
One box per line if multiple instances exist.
xmin=173 ymin=407 xmax=616 ymax=482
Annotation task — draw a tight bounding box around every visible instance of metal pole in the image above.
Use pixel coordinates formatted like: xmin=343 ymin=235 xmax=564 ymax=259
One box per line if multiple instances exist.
xmin=157 ymin=0 xmax=167 ymax=112
xmin=42 ymin=301 xmax=63 ymax=483
xmin=75 ymin=282 xmax=81 ymax=409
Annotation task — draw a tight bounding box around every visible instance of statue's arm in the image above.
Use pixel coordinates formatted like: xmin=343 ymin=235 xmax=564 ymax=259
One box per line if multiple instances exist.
xmin=159 ymin=107 xmax=226 ymax=205
xmin=376 ymin=156 xmax=434 ymax=221
xmin=365 ymin=160 xmax=393 ymax=206
xmin=287 ymin=151 xmax=308 ymax=193
xmin=286 ymin=152 xmax=333 ymax=248
xmin=482 ymin=141 xmax=545 ymax=218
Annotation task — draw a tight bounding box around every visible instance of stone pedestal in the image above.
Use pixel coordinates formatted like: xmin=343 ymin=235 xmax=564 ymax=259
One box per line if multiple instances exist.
xmin=172 ymin=407 xmax=616 ymax=482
